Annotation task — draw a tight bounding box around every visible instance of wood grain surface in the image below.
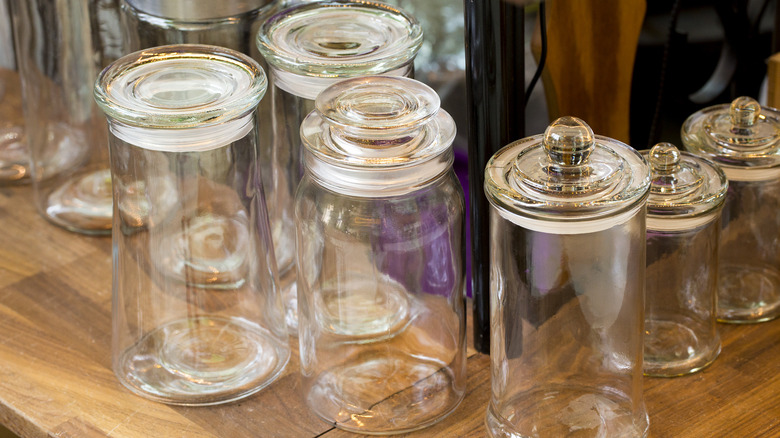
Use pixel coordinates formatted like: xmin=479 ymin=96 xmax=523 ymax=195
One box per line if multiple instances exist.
xmin=0 ymin=182 xmax=778 ymax=437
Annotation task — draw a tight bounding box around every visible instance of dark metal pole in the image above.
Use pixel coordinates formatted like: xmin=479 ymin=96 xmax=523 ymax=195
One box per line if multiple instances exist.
xmin=464 ymin=0 xmax=525 ymax=354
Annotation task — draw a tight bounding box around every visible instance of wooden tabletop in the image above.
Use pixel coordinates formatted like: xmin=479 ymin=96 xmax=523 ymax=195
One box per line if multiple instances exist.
xmin=0 ymin=182 xmax=778 ymax=438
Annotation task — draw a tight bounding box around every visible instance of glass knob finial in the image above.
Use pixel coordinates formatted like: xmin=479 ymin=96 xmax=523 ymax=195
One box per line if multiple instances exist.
xmin=543 ymin=116 xmax=595 ymax=166
xmin=729 ymin=96 xmax=761 ymax=128
xmin=649 ymin=142 xmax=680 ymax=173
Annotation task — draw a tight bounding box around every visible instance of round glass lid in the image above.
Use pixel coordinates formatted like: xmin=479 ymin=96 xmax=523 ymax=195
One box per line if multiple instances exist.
xmin=256 ymin=1 xmax=422 ymax=77
xmin=94 ymin=44 xmax=267 ymax=129
xmin=485 ymin=116 xmax=650 ymax=221
xmin=681 ymin=96 xmax=780 ymax=168
xmin=642 ymin=143 xmax=727 ymax=218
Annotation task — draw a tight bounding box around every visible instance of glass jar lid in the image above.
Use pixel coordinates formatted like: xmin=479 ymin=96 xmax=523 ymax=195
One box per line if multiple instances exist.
xmin=642 ymin=143 xmax=727 ymax=230
xmin=124 ymin=0 xmax=267 ymax=21
xmin=485 ymin=117 xmax=650 ymax=233
xmin=300 ymin=76 xmax=455 ymax=196
xmin=94 ymin=44 xmax=266 ymax=151
xmin=256 ymin=1 xmax=421 ymax=98
xmin=682 ymin=96 xmax=780 ymax=173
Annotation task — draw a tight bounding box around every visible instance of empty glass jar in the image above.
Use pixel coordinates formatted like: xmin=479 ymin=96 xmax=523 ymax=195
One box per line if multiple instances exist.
xmin=484 ymin=117 xmax=651 ymax=437
xmin=10 ymin=0 xmax=121 ymax=233
xmin=95 ymin=44 xmax=289 ymax=405
xmin=256 ymin=0 xmax=423 ymax=333
xmin=0 ymin=0 xmax=28 ymax=184
xmin=296 ymin=76 xmax=466 ymax=433
xmin=642 ymin=142 xmax=727 ymax=377
xmin=682 ymin=96 xmax=780 ymax=323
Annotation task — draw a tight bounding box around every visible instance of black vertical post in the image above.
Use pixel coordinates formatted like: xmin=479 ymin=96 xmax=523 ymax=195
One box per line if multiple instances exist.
xmin=464 ymin=0 xmax=525 ymax=354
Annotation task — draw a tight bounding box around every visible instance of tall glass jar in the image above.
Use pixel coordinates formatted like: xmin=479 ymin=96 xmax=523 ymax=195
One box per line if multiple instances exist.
xmin=642 ymin=143 xmax=727 ymax=377
xmin=682 ymin=96 xmax=780 ymax=323
xmin=296 ymin=76 xmax=466 ymax=434
xmin=10 ymin=0 xmax=122 ymax=233
xmin=94 ymin=44 xmax=289 ymax=405
xmin=256 ymin=0 xmax=423 ymax=333
xmin=484 ymin=117 xmax=651 ymax=437
xmin=0 ymin=0 xmax=28 ymax=184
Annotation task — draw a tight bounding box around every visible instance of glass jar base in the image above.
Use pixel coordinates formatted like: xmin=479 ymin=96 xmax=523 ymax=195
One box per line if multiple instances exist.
xmin=486 ymin=387 xmax=648 ymax=438
xmin=643 ymin=319 xmax=720 ymax=377
xmin=116 ymin=316 xmax=289 ymax=406
xmin=307 ymin=353 xmax=463 ymax=434
xmin=718 ymin=265 xmax=780 ymax=323
xmin=44 ymin=168 xmax=113 ymax=234
xmin=0 ymin=126 xmax=29 ymax=184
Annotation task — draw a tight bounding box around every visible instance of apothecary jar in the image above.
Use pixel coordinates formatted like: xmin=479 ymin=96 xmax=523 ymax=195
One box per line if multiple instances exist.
xmin=295 ymin=76 xmax=466 ymax=434
xmin=484 ymin=117 xmax=651 ymax=437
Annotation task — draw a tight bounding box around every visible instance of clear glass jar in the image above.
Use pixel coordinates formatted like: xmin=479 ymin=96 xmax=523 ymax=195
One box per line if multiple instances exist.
xmin=642 ymin=143 xmax=727 ymax=377
xmin=296 ymin=76 xmax=466 ymax=434
xmin=682 ymin=96 xmax=780 ymax=323
xmin=484 ymin=117 xmax=651 ymax=438
xmin=256 ymin=0 xmax=422 ymax=333
xmin=94 ymin=44 xmax=289 ymax=405
xmin=10 ymin=0 xmax=122 ymax=233
xmin=120 ymin=0 xmax=269 ymax=55
xmin=0 ymin=0 xmax=28 ymax=184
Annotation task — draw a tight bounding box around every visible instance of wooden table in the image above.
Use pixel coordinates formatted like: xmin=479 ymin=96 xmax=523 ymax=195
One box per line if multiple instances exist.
xmin=0 ymin=182 xmax=778 ymax=438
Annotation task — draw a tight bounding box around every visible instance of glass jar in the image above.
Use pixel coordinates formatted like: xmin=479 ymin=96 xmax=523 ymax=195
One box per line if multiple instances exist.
xmin=682 ymin=96 xmax=780 ymax=323
xmin=120 ymin=0 xmax=269 ymax=55
xmin=94 ymin=44 xmax=289 ymax=405
xmin=296 ymin=76 xmax=466 ymax=434
xmin=10 ymin=0 xmax=122 ymax=233
xmin=0 ymin=0 xmax=28 ymax=184
xmin=484 ymin=117 xmax=651 ymax=437
xmin=642 ymin=143 xmax=727 ymax=377
xmin=256 ymin=0 xmax=423 ymax=333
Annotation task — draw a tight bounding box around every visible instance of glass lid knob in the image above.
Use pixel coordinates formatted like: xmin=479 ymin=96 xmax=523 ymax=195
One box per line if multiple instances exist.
xmin=729 ymin=96 xmax=761 ymax=128
xmin=648 ymin=142 xmax=680 ymax=174
xmin=543 ymin=116 xmax=595 ymax=167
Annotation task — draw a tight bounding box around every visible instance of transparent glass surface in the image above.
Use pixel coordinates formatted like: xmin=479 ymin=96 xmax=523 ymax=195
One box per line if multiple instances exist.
xmin=0 ymin=0 xmax=28 ymax=184
xmin=97 ymin=45 xmax=288 ymax=405
xmin=681 ymin=97 xmax=780 ymax=323
xmin=295 ymin=75 xmax=465 ymax=434
xmin=717 ymin=177 xmax=780 ymax=322
xmin=10 ymin=0 xmax=121 ymax=234
xmin=257 ymin=2 xmax=421 ymax=333
xmin=645 ymin=217 xmax=721 ymax=377
xmin=486 ymin=210 xmax=649 ymax=438
xmin=296 ymin=171 xmax=466 ymax=434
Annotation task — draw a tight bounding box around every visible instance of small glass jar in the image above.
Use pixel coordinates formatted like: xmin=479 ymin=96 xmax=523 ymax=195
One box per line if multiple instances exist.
xmin=256 ymin=0 xmax=423 ymax=333
xmin=682 ymin=96 xmax=780 ymax=323
xmin=0 ymin=0 xmax=28 ymax=184
xmin=484 ymin=117 xmax=651 ymax=437
xmin=296 ymin=76 xmax=466 ymax=434
xmin=10 ymin=0 xmax=121 ymax=233
xmin=642 ymin=143 xmax=727 ymax=377
xmin=95 ymin=44 xmax=289 ymax=405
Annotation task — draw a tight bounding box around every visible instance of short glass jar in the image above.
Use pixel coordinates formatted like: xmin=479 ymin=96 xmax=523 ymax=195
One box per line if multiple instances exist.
xmin=95 ymin=44 xmax=289 ymax=405
xmin=296 ymin=76 xmax=466 ymax=434
xmin=256 ymin=0 xmax=423 ymax=333
xmin=484 ymin=117 xmax=651 ymax=437
xmin=682 ymin=96 xmax=780 ymax=323
xmin=642 ymin=142 xmax=727 ymax=377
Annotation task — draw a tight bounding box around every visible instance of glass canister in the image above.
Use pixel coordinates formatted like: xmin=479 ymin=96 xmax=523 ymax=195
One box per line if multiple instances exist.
xmin=682 ymin=96 xmax=780 ymax=323
xmin=484 ymin=117 xmax=651 ymax=437
xmin=256 ymin=0 xmax=423 ymax=333
xmin=0 ymin=0 xmax=28 ymax=184
xmin=642 ymin=143 xmax=727 ymax=377
xmin=10 ymin=0 xmax=121 ymax=233
xmin=296 ymin=76 xmax=466 ymax=433
xmin=94 ymin=44 xmax=289 ymax=405
xmin=120 ymin=0 xmax=269 ymax=55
